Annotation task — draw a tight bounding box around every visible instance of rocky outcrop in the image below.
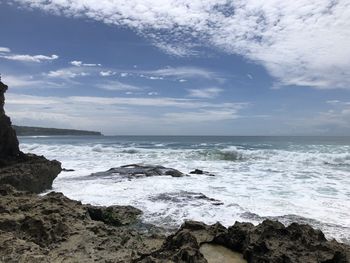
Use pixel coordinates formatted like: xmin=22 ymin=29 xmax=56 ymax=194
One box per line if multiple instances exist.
xmin=0 ymin=184 xmax=165 ymax=262
xmin=2 ymin=184 xmax=349 ymax=263
xmin=137 ymin=220 xmax=350 ymax=263
xmin=0 ymin=81 xmax=20 ymax=158
xmin=0 ymin=80 xmax=61 ymax=193
xmin=87 ymin=205 xmax=142 ymax=226
xmin=0 ymin=154 xmax=61 ymax=193
xmin=90 ymin=164 xmax=185 ymax=179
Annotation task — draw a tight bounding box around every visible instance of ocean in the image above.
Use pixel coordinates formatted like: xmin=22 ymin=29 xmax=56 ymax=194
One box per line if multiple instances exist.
xmin=18 ymin=136 xmax=350 ymax=243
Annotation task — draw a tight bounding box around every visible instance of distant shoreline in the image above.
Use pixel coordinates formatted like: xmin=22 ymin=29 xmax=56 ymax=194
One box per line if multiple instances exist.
xmin=13 ymin=125 xmax=102 ymax=136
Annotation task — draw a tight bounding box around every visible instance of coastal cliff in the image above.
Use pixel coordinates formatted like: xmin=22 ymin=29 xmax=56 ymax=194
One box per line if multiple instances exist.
xmin=0 ymin=80 xmax=61 ymax=193
xmin=0 ymin=81 xmax=20 ymax=158
xmin=0 ymin=79 xmax=349 ymax=262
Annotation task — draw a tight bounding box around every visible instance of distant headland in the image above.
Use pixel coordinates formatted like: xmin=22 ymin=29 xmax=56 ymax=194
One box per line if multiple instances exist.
xmin=13 ymin=125 xmax=102 ymax=136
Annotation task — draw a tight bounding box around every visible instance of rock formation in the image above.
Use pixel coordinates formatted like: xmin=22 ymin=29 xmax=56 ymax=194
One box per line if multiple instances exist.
xmin=0 ymin=80 xmax=20 ymax=158
xmin=0 ymin=80 xmax=61 ymax=193
xmin=0 ymin=184 xmax=165 ymax=262
xmin=89 ymin=164 xmax=185 ymax=179
xmin=137 ymin=220 xmax=350 ymax=263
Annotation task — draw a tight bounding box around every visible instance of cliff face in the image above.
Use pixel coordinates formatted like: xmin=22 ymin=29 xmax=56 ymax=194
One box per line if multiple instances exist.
xmin=0 ymin=80 xmax=61 ymax=192
xmin=0 ymin=81 xmax=20 ymax=158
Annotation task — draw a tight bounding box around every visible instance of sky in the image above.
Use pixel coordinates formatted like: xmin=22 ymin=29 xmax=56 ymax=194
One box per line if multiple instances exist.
xmin=1 ymin=0 xmax=350 ymax=135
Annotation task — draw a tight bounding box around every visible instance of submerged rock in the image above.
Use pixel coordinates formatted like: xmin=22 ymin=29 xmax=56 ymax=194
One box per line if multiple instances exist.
xmin=149 ymin=191 xmax=224 ymax=206
xmin=90 ymin=164 xmax=185 ymax=179
xmin=0 ymin=80 xmax=61 ymax=193
xmin=189 ymin=169 xmax=215 ymax=176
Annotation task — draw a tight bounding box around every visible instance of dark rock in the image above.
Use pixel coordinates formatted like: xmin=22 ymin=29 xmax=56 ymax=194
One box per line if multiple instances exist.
xmin=87 ymin=205 xmax=142 ymax=226
xmin=226 ymin=219 xmax=350 ymax=263
xmin=189 ymin=169 xmax=215 ymax=177
xmin=0 ymin=80 xmax=20 ymax=158
xmin=190 ymin=169 xmax=204 ymax=174
xmin=90 ymin=164 xmax=185 ymax=179
xmin=0 ymin=154 xmax=61 ymax=193
xmin=0 ymin=80 xmax=61 ymax=193
xmin=149 ymin=191 xmax=224 ymax=206
xmin=62 ymin=168 xmax=75 ymax=172
xmin=138 ymin=220 xmax=350 ymax=263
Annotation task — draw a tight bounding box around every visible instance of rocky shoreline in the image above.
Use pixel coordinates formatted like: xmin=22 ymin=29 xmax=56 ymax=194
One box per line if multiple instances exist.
xmin=1 ymin=79 xmax=350 ymax=262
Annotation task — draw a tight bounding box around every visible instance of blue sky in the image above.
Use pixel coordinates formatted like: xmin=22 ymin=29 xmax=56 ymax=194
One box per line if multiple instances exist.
xmin=1 ymin=0 xmax=350 ymax=135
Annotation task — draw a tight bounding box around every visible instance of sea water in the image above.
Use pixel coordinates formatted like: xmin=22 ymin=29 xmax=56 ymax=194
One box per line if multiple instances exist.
xmin=18 ymin=136 xmax=350 ymax=243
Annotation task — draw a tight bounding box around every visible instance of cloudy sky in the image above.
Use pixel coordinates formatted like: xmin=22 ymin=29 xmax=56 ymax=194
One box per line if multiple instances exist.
xmin=1 ymin=0 xmax=350 ymax=135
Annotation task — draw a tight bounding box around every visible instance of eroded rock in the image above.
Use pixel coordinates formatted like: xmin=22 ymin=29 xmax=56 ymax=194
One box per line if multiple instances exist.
xmin=87 ymin=205 xmax=142 ymax=226
xmin=0 ymin=185 xmax=165 ymax=262
xmin=137 ymin=220 xmax=350 ymax=263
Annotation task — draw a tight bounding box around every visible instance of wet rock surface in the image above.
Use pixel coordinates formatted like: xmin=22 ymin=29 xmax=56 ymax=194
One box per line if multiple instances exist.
xmin=189 ymin=169 xmax=215 ymax=177
xmin=89 ymin=164 xmax=185 ymax=179
xmin=0 ymin=80 xmax=61 ymax=193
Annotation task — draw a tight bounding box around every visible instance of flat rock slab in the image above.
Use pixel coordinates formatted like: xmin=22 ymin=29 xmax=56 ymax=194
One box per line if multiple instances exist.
xmin=89 ymin=164 xmax=185 ymax=179
xmin=200 ymin=243 xmax=247 ymax=263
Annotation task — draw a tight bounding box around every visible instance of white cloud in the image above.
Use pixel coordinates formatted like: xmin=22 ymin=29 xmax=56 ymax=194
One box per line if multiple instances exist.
xmin=187 ymin=87 xmax=223 ymax=98
xmin=98 ymin=80 xmax=142 ymax=91
xmin=100 ymin=71 xmax=116 ymax=77
xmin=164 ymin=108 xmax=239 ymax=123
xmin=1 ymin=74 xmax=63 ymax=89
xmin=0 ymin=47 xmax=11 ymax=53
xmin=12 ymin=0 xmax=350 ymax=89
xmin=150 ymin=67 xmax=216 ymax=79
xmin=6 ymin=93 xmax=247 ymax=134
xmin=71 ymin=60 xmax=101 ymax=67
xmin=120 ymin=73 xmax=129 ymax=77
xmin=47 ymin=69 xmax=89 ymax=79
xmin=0 ymin=53 xmax=58 ymax=62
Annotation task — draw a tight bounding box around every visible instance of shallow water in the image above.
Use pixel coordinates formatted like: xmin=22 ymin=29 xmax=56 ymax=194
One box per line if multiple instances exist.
xmin=19 ymin=135 xmax=350 ymax=243
xmin=200 ymin=243 xmax=247 ymax=263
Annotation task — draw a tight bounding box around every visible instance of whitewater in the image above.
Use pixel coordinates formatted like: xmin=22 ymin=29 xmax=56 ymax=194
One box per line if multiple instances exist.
xmin=18 ymin=136 xmax=350 ymax=243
